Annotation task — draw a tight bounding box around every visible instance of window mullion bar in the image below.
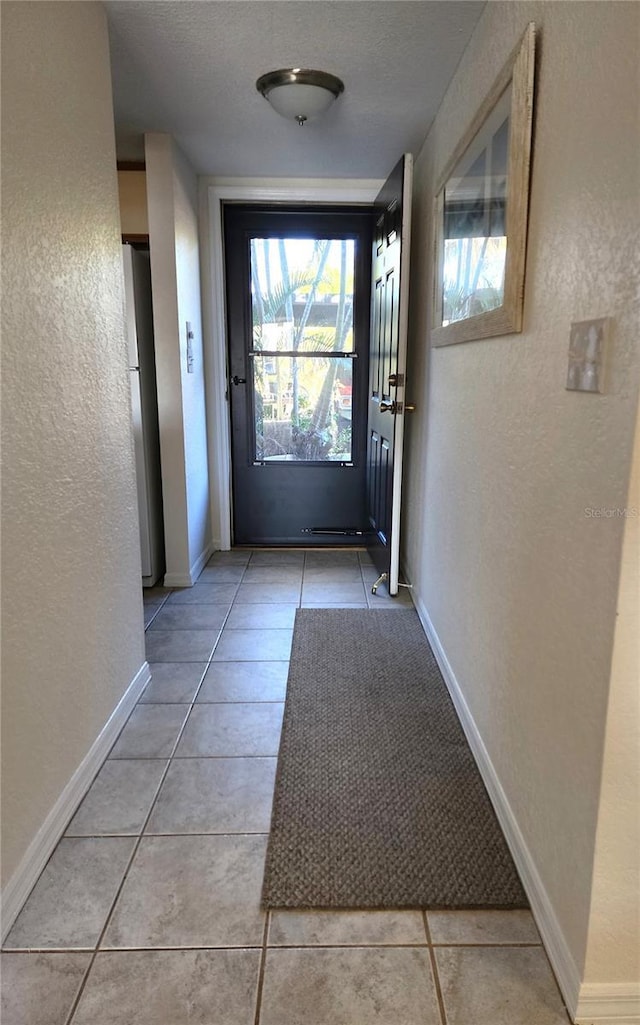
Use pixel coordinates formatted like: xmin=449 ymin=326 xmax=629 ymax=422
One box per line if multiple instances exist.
xmin=249 ymin=350 xmax=357 ymax=359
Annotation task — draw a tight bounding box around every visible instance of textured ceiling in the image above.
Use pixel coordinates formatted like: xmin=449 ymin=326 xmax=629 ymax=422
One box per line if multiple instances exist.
xmin=105 ymin=0 xmax=485 ymax=178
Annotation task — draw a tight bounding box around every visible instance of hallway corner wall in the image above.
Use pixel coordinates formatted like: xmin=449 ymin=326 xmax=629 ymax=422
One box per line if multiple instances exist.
xmin=145 ymin=133 xmax=212 ymax=584
xmin=580 ymin=396 xmax=640 ymax=1007
xmin=402 ymin=0 xmax=640 ymax=1015
xmin=1 ymin=0 xmax=146 ymax=898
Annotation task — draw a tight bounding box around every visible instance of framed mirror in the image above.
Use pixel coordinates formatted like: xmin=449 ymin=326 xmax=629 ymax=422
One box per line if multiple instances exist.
xmin=432 ymin=23 xmax=536 ymax=347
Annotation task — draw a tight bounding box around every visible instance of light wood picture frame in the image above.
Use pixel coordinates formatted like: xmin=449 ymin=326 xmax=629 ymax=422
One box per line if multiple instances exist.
xmin=432 ymin=23 xmax=536 ymax=347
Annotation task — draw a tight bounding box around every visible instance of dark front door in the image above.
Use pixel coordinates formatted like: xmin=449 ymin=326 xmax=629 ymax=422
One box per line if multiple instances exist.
xmin=366 ymin=155 xmax=414 ymax=594
xmin=224 ymin=205 xmax=373 ymax=546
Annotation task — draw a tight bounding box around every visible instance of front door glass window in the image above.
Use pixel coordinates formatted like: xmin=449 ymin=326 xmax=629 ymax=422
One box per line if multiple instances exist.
xmin=250 ymin=238 xmax=355 ymax=462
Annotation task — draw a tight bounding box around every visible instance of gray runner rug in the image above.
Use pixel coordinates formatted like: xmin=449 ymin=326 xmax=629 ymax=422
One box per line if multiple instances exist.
xmin=262 ymin=608 xmax=527 ymax=909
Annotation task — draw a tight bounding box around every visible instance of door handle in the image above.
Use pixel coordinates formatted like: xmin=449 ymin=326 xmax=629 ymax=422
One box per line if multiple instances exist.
xmin=380 ymin=400 xmax=416 ymax=414
xmin=231 ymin=375 xmax=247 ymax=385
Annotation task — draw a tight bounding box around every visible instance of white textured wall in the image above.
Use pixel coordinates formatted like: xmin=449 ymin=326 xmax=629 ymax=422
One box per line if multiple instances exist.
xmin=582 ymin=399 xmax=640 ymax=987
xmin=145 ymin=134 xmax=191 ymax=578
xmin=1 ymin=2 xmax=145 ymax=886
xmin=172 ymin=145 xmax=210 ymax=570
xmin=403 ymin=0 xmax=639 ymax=990
xmin=145 ymin=134 xmax=210 ymax=583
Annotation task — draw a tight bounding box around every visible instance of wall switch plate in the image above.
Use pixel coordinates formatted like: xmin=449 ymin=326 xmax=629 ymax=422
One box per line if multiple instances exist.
xmin=186 ymin=321 xmax=195 ymax=374
xmin=566 ymin=317 xmax=610 ymax=393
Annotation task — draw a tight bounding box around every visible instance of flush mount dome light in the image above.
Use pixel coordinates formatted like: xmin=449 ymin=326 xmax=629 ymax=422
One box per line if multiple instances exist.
xmin=256 ymin=68 xmax=344 ymax=126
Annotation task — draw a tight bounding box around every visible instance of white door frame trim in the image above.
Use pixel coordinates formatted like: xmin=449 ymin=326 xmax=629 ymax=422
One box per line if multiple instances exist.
xmin=200 ymin=178 xmax=383 ymax=551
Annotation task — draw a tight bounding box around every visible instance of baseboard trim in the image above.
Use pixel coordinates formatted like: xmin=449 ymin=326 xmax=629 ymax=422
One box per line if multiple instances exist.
xmin=162 ymin=573 xmax=193 ymax=587
xmin=575 ymin=983 xmax=640 ymax=1024
xmin=1 ymin=660 xmax=151 ymax=941
xmin=189 ymin=538 xmax=215 ymax=583
xmin=163 ymin=539 xmax=216 ymax=588
xmin=411 ymin=592 xmax=583 ymax=1021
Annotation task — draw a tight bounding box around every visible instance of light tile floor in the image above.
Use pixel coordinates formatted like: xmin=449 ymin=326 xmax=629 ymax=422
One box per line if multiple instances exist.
xmin=1 ymin=549 xmax=571 ymax=1025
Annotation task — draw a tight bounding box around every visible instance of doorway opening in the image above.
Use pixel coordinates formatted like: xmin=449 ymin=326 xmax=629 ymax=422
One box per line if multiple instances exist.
xmin=224 ymin=204 xmax=373 ymax=546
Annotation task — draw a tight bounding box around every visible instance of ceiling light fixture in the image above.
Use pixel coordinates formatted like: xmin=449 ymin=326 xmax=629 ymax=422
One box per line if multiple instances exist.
xmin=256 ymin=68 xmax=344 ymax=127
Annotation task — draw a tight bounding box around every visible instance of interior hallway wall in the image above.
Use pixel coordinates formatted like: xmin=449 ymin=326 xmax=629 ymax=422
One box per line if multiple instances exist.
xmin=145 ymin=134 xmax=211 ymax=584
xmin=1 ymin=1 xmax=145 ymax=889
xmin=402 ymin=0 xmax=640 ymax=1006
xmin=582 ymin=397 xmax=640 ymax=988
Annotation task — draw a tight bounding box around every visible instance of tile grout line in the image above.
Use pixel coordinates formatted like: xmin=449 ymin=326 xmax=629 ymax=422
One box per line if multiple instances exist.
xmin=360 ymin=559 xmax=373 ymax=610
xmin=7 ymin=944 xmax=266 ymax=955
xmin=112 ymin=753 xmax=282 ymax=761
xmin=108 ymin=615 xmax=221 ymax=760
xmin=430 ymin=940 xmax=542 ymax=948
xmin=143 ymin=699 xmax=286 ymax=705
xmin=150 ymin=658 xmax=289 ymax=664
xmin=143 ymin=604 xmax=163 ymax=631
xmin=143 ymin=587 xmax=177 ymax=630
xmin=249 ymin=940 xmax=432 ymax=950
xmin=253 ymin=913 xmax=270 ymax=1025
xmin=61 ymin=830 xmax=271 ymax=842
xmin=4 ymin=937 xmax=543 ymax=955
xmin=62 ymin=715 xmax=195 ymax=1021
xmin=61 ymin=787 xmax=164 ymax=1021
xmin=423 ymin=911 xmax=449 ymax=1025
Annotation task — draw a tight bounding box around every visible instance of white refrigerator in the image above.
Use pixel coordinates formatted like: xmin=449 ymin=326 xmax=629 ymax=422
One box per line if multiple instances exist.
xmin=123 ymin=243 xmax=165 ymax=587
